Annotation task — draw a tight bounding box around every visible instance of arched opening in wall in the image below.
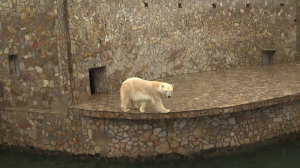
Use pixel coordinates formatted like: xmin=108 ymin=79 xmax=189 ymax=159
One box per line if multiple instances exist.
xmin=89 ymin=66 xmax=108 ymax=95
xmin=262 ymin=50 xmax=276 ymax=66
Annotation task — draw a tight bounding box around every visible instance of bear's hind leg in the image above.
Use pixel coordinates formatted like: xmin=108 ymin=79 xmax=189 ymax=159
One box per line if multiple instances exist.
xmin=130 ymin=100 xmax=139 ymax=109
xmin=139 ymin=101 xmax=148 ymax=113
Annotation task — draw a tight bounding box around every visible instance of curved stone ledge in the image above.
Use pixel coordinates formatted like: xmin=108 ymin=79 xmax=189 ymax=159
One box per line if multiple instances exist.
xmin=1 ymin=107 xmax=61 ymax=114
xmin=68 ymin=64 xmax=300 ymax=119
xmin=3 ymin=64 xmax=300 ymax=120
xmin=73 ymin=94 xmax=300 ymax=120
xmin=2 ymin=93 xmax=300 ymax=120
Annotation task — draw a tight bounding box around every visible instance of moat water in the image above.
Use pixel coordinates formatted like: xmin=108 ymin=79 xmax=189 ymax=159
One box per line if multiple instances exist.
xmin=1 ymin=140 xmax=300 ymax=168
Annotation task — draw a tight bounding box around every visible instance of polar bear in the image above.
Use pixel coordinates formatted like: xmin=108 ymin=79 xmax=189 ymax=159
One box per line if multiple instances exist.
xmin=120 ymin=77 xmax=174 ymax=113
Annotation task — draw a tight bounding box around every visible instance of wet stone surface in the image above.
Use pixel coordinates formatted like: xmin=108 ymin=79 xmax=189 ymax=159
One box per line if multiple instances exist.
xmin=69 ymin=64 xmax=300 ymax=119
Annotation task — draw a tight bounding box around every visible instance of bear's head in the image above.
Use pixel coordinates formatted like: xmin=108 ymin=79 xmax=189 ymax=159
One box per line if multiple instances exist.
xmin=159 ymin=83 xmax=174 ymax=99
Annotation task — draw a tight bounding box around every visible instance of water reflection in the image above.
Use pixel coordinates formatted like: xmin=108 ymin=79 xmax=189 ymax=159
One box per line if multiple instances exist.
xmin=1 ymin=140 xmax=300 ymax=168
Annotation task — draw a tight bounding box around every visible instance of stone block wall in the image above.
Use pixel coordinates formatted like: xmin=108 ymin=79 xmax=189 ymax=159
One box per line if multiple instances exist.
xmin=0 ymin=0 xmax=72 ymax=108
xmin=297 ymin=1 xmax=300 ymax=62
xmin=67 ymin=0 xmax=298 ymax=103
xmin=54 ymin=0 xmax=73 ymax=105
xmin=0 ymin=82 xmax=3 ymax=107
xmin=1 ymin=100 xmax=299 ymax=158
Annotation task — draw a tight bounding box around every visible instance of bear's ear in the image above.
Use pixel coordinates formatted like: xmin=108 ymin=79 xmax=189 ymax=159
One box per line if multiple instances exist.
xmin=162 ymin=85 xmax=164 ymax=88
xmin=171 ymin=84 xmax=174 ymax=88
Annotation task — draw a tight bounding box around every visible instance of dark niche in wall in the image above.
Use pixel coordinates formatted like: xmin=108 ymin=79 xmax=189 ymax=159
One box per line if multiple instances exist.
xmin=178 ymin=3 xmax=182 ymax=8
xmin=89 ymin=66 xmax=108 ymax=94
xmin=262 ymin=50 xmax=276 ymax=66
xmin=9 ymin=55 xmax=19 ymax=77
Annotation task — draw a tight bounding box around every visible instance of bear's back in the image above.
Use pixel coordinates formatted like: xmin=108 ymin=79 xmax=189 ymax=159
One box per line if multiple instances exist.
xmin=123 ymin=77 xmax=149 ymax=83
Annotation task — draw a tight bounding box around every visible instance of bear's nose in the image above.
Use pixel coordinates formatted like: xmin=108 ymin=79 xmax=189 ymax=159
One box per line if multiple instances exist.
xmin=168 ymin=96 xmax=171 ymax=98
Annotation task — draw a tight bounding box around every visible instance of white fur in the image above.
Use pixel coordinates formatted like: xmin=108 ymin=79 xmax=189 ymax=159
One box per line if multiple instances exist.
xmin=120 ymin=77 xmax=174 ymax=113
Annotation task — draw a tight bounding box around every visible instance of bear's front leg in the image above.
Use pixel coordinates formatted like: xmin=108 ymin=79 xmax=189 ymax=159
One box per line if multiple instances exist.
xmin=121 ymin=107 xmax=130 ymax=112
xmin=154 ymin=100 xmax=170 ymax=113
xmin=161 ymin=108 xmax=170 ymax=113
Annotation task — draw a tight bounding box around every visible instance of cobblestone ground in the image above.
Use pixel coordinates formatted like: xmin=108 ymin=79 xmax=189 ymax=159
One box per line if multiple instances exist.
xmin=71 ymin=63 xmax=300 ymax=114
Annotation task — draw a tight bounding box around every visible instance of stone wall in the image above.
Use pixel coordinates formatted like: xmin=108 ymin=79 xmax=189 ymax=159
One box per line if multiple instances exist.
xmin=1 ymin=100 xmax=299 ymax=158
xmin=54 ymin=0 xmax=73 ymax=106
xmin=297 ymin=1 xmax=300 ymax=62
xmin=0 ymin=82 xmax=3 ymax=107
xmin=0 ymin=1 xmax=72 ymax=108
xmin=67 ymin=0 xmax=298 ymax=103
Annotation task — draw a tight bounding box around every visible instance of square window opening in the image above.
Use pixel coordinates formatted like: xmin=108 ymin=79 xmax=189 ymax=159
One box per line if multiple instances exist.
xmin=262 ymin=50 xmax=276 ymax=66
xmin=9 ymin=55 xmax=19 ymax=76
xmin=178 ymin=3 xmax=182 ymax=8
xmin=89 ymin=69 xmax=95 ymax=94
xmin=89 ymin=66 xmax=107 ymax=95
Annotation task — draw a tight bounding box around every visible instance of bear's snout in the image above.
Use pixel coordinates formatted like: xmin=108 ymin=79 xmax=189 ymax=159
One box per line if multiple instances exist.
xmin=166 ymin=91 xmax=172 ymax=98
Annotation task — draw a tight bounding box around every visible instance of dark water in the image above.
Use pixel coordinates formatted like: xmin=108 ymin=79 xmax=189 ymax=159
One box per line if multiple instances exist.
xmin=1 ymin=140 xmax=300 ymax=168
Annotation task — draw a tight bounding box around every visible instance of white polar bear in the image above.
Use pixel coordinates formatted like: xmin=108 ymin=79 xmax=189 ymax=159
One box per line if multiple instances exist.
xmin=120 ymin=77 xmax=174 ymax=113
